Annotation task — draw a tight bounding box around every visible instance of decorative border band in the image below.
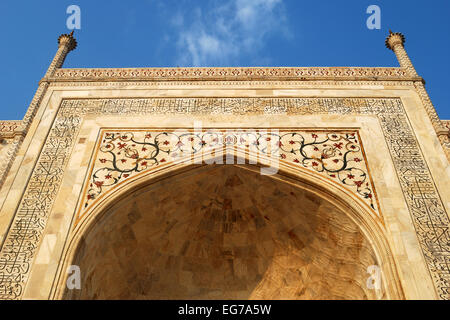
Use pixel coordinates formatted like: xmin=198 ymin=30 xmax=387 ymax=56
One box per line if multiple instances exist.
xmin=49 ymin=67 xmax=412 ymax=82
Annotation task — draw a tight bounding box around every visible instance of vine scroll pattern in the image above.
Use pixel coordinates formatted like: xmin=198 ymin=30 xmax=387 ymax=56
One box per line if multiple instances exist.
xmin=51 ymin=67 xmax=409 ymax=81
xmin=0 ymin=97 xmax=448 ymax=299
xmin=80 ymin=130 xmax=376 ymax=222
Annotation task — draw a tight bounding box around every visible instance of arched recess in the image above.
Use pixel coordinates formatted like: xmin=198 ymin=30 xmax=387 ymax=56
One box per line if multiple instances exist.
xmin=51 ymin=151 xmax=404 ymax=300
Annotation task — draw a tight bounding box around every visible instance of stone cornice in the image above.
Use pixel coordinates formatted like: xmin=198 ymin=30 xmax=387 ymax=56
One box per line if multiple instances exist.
xmin=0 ymin=120 xmax=25 ymax=139
xmin=443 ymin=120 xmax=450 ymax=135
xmin=46 ymin=66 xmax=420 ymax=82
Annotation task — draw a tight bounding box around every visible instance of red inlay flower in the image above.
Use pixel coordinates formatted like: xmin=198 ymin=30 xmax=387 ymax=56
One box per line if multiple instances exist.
xmin=293 ymin=159 xmax=300 ymax=163
xmin=163 ymin=140 xmax=170 ymax=145
xmin=142 ymin=147 xmax=147 ymax=151
xmin=121 ymin=159 xmax=127 ymax=163
xmin=94 ymin=181 xmax=104 ymax=187
xmin=354 ymin=181 xmax=363 ymax=187
xmin=118 ymin=142 xmax=127 ymax=149
xmin=333 ymin=142 xmax=343 ymax=149
xmin=314 ymin=147 xmax=319 ymax=151
xmin=347 ymin=174 xmax=355 ymax=179
xmin=100 ymin=159 xmax=107 ymax=163
xmin=354 ymin=157 xmax=361 ymax=162
xmin=289 ymin=140 xmax=295 ymax=145
xmin=141 ymin=161 xmax=148 ymax=166
xmin=278 ymin=141 xmax=283 ymax=147
xmin=330 ymin=174 xmax=336 ymax=178
xmin=333 ymin=159 xmax=339 ymax=163
xmin=145 ymin=134 xmax=151 ymax=139
xmin=266 ymin=137 xmax=271 ymax=141
xmin=123 ymin=174 xmax=129 ymax=178
xmin=312 ymin=161 xmax=318 ymax=167
xmin=280 ymin=154 xmax=286 ymax=159
xmin=105 ymin=174 xmax=112 ymax=180
xmin=160 ymin=158 xmax=166 ymax=163
xmin=312 ymin=133 xmax=318 ymax=138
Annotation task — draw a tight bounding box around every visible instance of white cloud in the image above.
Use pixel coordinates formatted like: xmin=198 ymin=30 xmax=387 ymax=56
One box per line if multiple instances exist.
xmin=235 ymin=0 xmax=281 ymax=28
xmin=171 ymin=0 xmax=290 ymax=67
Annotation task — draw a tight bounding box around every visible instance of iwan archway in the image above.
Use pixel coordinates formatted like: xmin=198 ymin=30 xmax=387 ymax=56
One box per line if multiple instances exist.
xmin=1 ymin=30 xmax=448 ymax=300
xmin=54 ymin=159 xmax=404 ymax=300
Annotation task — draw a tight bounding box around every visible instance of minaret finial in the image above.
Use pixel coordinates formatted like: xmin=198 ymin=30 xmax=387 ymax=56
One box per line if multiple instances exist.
xmin=385 ymin=30 xmax=405 ymax=51
xmin=57 ymin=30 xmax=77 ymax=52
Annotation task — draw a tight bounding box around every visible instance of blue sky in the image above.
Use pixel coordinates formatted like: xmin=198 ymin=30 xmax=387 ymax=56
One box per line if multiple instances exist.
xmin=0 ymin=0 xmax=449 ymax=120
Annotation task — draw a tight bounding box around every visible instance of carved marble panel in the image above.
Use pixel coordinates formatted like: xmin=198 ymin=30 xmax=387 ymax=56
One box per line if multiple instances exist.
xmin=78 ymin=129 xmax=378 ymax=225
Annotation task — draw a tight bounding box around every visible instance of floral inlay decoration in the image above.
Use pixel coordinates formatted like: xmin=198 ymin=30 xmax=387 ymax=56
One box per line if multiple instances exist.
xmin=79 ymin=129 xmax=378 ymax=223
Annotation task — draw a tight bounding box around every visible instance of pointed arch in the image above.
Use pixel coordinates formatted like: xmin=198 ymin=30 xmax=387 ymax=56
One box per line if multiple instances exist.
xmin=51 ymin=150 xmax=404 ymax=299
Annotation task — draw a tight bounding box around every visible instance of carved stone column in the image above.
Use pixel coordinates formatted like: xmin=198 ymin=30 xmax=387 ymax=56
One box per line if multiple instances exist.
xmin=23 ymin=31 xmax=77 ymax=130
xmin=386 ymin=31 xmax=449 ymax=160
xmin=0 ymin=32 xmax=77 ymax=191
xmin=43 ymin=31 xmax=78 ymax=79
xmin=385 ymin=31 xmax=418 ymax=77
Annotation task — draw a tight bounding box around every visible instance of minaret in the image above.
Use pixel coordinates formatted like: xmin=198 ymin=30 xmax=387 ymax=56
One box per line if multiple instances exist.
xmin=44 ymin=31 xmax=78 ymax=78
xmin=385 ymin=30 xmax=418 ymax=77
xmin=0 ymin=32 xmax=77 ymax=189
xmin=386 ymin=30 xmax=449 ymax=159
xmin=22 ymin=31 xmax=77 ymax=130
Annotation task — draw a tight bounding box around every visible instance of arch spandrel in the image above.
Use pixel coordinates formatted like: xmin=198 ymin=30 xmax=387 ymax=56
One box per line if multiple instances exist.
xmin=75 ymin=128 xmax=382 ymax=227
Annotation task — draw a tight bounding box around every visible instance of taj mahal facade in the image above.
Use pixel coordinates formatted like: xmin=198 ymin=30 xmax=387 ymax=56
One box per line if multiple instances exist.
xmin=0 ymin=31 xmax=449 ymax=300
